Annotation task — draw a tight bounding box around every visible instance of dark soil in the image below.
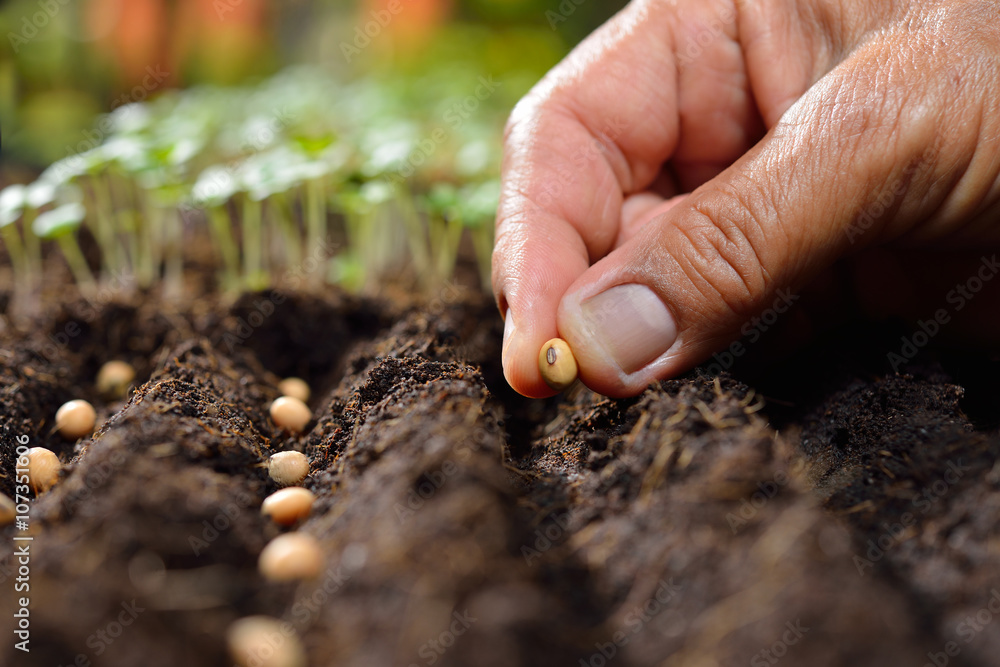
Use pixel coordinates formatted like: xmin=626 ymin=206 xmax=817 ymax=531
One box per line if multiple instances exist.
xmin=1 ymin=284 xmax=999 ymax=667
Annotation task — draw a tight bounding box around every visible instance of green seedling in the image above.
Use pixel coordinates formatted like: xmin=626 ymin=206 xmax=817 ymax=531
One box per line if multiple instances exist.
xmin=43 ymin=149 xmax=124 ymax=280
xmin=145 ymin=181 xmax=188 ymax=297
xmin=456 ymin=179 xmax=500 ymax=290
xmin=332 ymin=180 xmax=408 ymax=291
xmin=265 ymin=148 xmax=335 ymax=283
xmin=0 ymin=185 xmax=29 ymax=285
xmin=22 ymin=181 xmax=60 ymax=277
xmin=301 ymin=169 xmax=332 ymax=285
xmin=240 ymin=192 xmax=267 ymax=290
xmin=358 ymin=180 xmax=402 ymax=283
xmin=329 ymin=185 xmax=369 ymax=292
xmin=134 ymin=139 xmax=195 ymax=292
xmin=424 ymin=183 xmax=466 ymax=288
xmin=91 ymin=136 xmax=159 ymax=285
xmin=389 ymin=183 xmax=432 ymax=283
xmin=32 ymin=201 xmax=95 ymax=293
xmin=7 ymin=63 xmax=518 ymax=300
xmin=234 ymin=155 xmax=281 ymax=289
xmin=421 ymin=179 xmax=499 ymax=290
xmin=264 ymin=190 xmax=302 ymax=271
xmin=327 ymin=253 xmax=364 ymax=291
xmin=192 ymin=165 xmax=241 ymax=290
xmin=242 ymin=149 xmax=303 ymax=270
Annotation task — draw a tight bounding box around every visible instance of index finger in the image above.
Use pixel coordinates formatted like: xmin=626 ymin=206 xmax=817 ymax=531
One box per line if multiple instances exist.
xmin=493 ymin=1 xmax=683 ymax=397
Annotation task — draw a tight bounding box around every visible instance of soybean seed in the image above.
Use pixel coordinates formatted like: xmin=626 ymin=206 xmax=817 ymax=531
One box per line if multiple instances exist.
xmin=538 ymin=338 xmax=578 ymax=392
xmin=277 ymin=377 xmax=310 ymax=403
xmin=55 ymin=399 xmax=96 ymax=440
xmin=96 ymin=360 xmax=136 ymax=399
xmin=227 ymin=616 xmax=306 ymax=667
xmin=258 ymin=532 xmax=323 ymax=581
xmin=268 ymin=451 xmax=310 ymax=486
xmin=261 ymin=487 xmax=315 ymax=526
xmin=269 ymin=396 xmax=311 ymax=434
xmin=0 ymin=494 xmax=15 ymax=525
xmin=27 ymin=447 xmax=61 ymax=493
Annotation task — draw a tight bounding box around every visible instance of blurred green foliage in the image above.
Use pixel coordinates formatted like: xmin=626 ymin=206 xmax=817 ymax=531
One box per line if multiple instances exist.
xmin=0 ymin=0 xmax=630 ymax=298
xmin=0 ymin=0 xmax=627 ymax=169
xmin=1 ymin=62 xmax=528 ymax=295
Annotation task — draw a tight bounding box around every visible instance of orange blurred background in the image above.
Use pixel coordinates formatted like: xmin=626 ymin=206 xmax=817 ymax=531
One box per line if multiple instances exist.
xmin=0 ymin=0 xmax=626 ymax=169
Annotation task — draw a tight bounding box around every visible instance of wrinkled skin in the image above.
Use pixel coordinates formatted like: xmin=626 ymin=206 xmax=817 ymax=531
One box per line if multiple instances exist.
xmin=493 ymin=0 xmax=1000 ymax=398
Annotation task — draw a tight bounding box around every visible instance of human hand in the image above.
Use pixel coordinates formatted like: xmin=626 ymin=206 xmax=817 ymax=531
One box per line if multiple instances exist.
xmin=493 ymin=0 xmax=1000 ymax=398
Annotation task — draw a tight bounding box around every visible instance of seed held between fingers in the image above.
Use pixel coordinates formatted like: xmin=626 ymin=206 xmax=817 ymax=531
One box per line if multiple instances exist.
xmin=269 ymin=396 xmax=312 ymax=434
xmin=227 ymin=616 xmax=307 ymax=667
xmin=258 ymin=532 xmax=324 ymax=581
xmin=261 ymin=487 xmax=315 ymax=526
xmin=27 ymin=447 xmax=61 ymax=493
xmin=538 ymin=338 xmax=578 ymax=392
xmin=268 ymin=451 xmax=311 ymax=486
xmin=277 ymin=377 xmax=310 ymax=403
xmin=55 ymin=399 xmax=96 ymax=440
xmin=96 ymin=360 xmax=136 ymax=399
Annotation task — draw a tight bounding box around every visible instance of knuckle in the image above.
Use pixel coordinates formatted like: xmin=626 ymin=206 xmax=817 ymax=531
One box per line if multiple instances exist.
xmin=668 ymin=191 xmax=775 ymax=321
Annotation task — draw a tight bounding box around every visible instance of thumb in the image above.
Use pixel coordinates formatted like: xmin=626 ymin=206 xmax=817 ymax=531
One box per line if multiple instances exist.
xmin=556 ymin=50 xmax=952 ymax=397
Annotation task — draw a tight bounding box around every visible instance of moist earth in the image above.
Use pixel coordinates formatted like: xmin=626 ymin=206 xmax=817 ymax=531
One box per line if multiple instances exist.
xmin=1 ymin=286 xmax=998 ymax=667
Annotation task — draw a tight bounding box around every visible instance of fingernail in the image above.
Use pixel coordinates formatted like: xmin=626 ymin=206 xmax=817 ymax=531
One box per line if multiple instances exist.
xmin=502 ymin=308 xmax=516 ymax=377
xmin=580 ymin=284 xmax=677 ymax=374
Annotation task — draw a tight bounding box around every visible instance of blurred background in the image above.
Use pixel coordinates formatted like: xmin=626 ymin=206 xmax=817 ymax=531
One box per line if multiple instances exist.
xmin=0 ymin=0 xmax=628 ymax=172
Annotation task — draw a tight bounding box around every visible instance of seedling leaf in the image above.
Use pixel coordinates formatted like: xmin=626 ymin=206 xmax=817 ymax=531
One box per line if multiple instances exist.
xmin=26 ymin=181 xmax=58 ymax=209
xmin=193 ymin=166 xmax=238 ymax=207
xmin=0 ymin=185 xmax=27 ymax=226
xmin=33 ymin=203 xmax=86 ymax=239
